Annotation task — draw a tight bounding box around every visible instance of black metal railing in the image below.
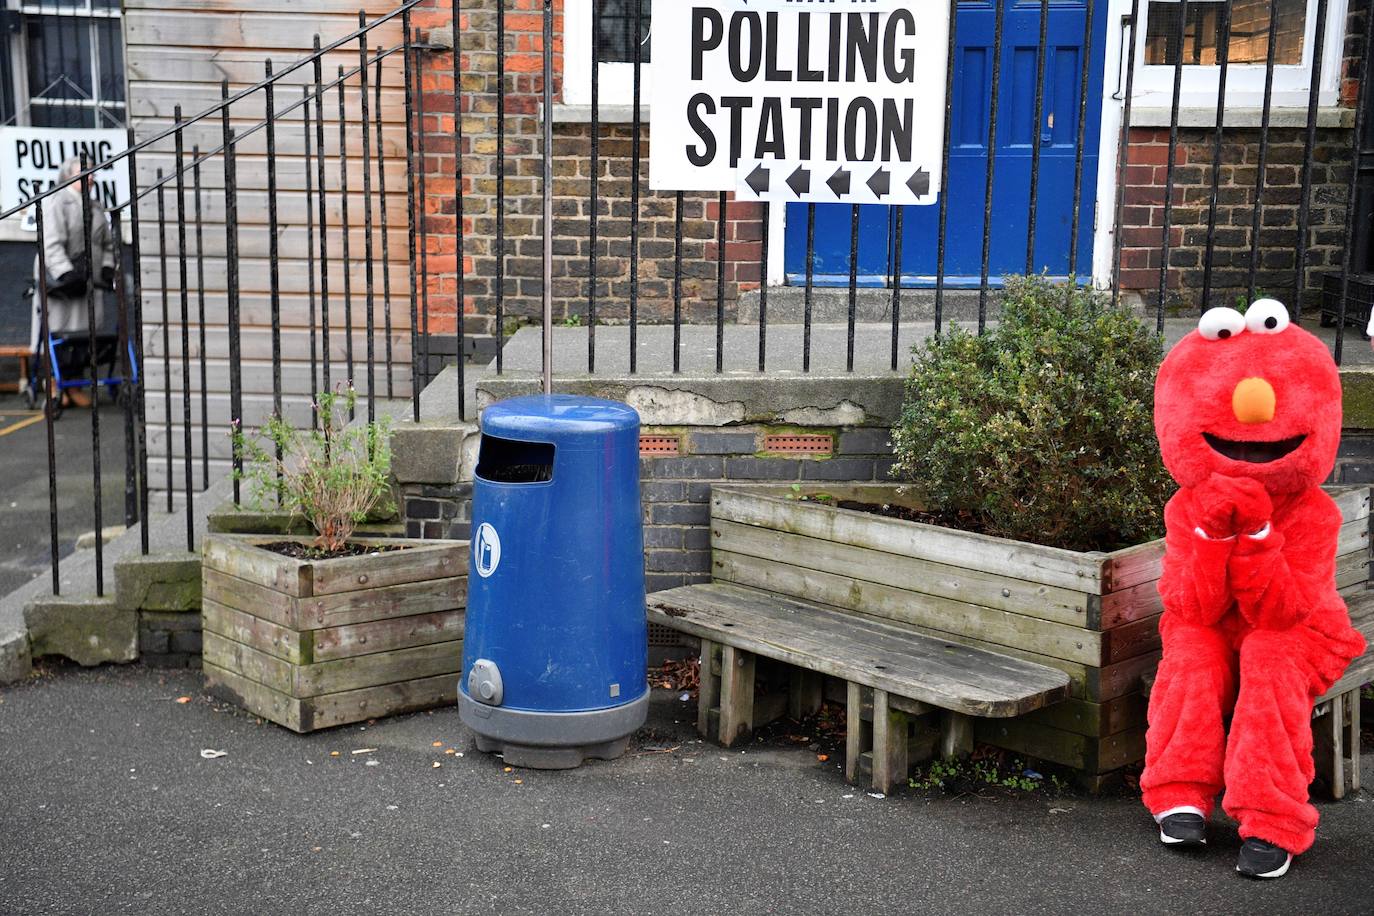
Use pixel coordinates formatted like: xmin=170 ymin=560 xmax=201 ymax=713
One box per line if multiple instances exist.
xmin=4 ymin=3 xmax=424 ymax=597
xmin=464 ymin=0 xmax=1371 ymax=376
xmin=9 ymin=0 xmax=1374 ymax=602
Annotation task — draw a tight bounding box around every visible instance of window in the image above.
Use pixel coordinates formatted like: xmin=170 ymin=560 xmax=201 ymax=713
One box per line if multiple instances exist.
xmin=595 ymin=0 xmax=652 ymax=65
xmin=3 ymin=0 xmax=126 ymax=128
xmin=564 ymin=0 xmax=654 ymax=110
xmin=1133 ymin=0 xmax=1347 ymax=109
xmin=1145 ymin=0 xmax=1307 ymax=66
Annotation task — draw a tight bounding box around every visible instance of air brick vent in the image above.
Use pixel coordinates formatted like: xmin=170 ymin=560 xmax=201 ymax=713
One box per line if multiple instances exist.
xmin=639 ymin=434 xmax=682 ymax=456
xmin=763 ymin=434 xmax=834 ymax=455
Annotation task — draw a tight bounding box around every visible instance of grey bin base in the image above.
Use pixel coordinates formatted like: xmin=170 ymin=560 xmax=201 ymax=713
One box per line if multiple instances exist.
xmin=458 ymin=689 xmax=649 ymax=770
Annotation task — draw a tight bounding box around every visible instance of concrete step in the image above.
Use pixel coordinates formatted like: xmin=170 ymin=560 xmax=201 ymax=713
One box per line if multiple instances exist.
xmin=736 ymin=287 xmax=1151 ymax=324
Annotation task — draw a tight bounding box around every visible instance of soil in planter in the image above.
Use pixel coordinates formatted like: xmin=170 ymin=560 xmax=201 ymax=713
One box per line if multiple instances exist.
xmin=801 ymin=495 xmax=989 ymax=536
xmin=258 ymin=541 xmax=409 ymax=561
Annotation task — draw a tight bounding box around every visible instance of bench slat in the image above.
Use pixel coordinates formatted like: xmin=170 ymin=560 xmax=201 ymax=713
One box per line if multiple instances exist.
xmin=648 ymin=583 xmax=1071 ymax=718
xmin=1320 ymin=606 xmax=1374 ymax=703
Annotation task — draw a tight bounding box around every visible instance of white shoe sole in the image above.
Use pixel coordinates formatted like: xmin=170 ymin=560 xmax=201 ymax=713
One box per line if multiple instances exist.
xmin=1237 ymin=854 xmax=1292 ymax=878
xmin=1159 ymin=828 xmax=1205 ymax=846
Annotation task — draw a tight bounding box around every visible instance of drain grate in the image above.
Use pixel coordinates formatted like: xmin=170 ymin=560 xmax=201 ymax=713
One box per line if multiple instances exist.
xmin=763 ymin=434 xmax=834 ymax=455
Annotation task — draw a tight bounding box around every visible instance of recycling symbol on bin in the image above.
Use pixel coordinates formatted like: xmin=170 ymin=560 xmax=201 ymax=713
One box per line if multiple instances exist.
xmin=474 ymin=523 xmax=502 ymax=578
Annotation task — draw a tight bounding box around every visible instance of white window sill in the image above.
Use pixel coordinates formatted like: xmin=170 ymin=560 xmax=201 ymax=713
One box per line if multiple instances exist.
xmin=1129 ymin=106 xmax=1353 ymax=129
xmin=550 ymin=103 xmax=651 ymax=125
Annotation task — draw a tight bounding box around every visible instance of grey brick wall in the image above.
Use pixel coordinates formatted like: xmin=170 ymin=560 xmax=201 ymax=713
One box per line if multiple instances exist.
xmin=398 ymin=422 xmax=895 ymax=592
xmin=640 ymin=424 xmax=893 ymax=589
xmin=402 ymin=483 xmax=475 ymax=541
xmin=138 ymin=611 xmax=202 ymax=669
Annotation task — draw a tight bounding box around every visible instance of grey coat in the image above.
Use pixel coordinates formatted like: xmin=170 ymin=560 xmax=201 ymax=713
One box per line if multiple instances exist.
xmin=29 ymin=189 xmax=117 ymax=352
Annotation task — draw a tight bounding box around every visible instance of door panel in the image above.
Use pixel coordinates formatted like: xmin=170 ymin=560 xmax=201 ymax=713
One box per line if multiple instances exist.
xmin=784 ymin=0 xmax=1107 ymax=288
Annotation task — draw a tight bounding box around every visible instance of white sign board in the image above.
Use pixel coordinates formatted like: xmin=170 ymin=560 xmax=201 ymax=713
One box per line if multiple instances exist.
xmin=649 ymin=0 xmax=950 ymax=206
xmin=0 ymin=127 xmax=130 ymax=223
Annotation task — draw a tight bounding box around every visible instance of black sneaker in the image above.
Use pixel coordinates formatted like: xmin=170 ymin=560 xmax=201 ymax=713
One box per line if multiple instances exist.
xmin=1236 ymin=838 xmax=1293 ymax=879
xmin=1158 ymin=812 xmax=1207 ymax=847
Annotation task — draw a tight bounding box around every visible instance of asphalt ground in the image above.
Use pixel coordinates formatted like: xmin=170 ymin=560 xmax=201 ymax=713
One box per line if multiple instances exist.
xmin=1 ymin=664 xmax=1371 ymax=916
xmin=0 ymin=393 xmax=130 ymax=597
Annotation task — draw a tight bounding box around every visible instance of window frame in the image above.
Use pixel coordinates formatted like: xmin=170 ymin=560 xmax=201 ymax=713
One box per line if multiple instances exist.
xmin=1130 ymin=0 xmax=1349 ymax=109
xmin=562 ymin=0 xmax=654 ymax=110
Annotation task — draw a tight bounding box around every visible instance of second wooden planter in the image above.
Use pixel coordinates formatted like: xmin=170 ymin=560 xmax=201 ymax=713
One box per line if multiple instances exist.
xmin=201 ymin=533 xmax=468 ymax=732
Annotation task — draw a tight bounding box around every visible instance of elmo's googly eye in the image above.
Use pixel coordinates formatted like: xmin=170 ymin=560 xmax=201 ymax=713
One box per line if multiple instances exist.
xmin=1198 ymin=307 xmax=1246 ymax=341
xmin=1245 ymin=299 xmax=1290 ymax=335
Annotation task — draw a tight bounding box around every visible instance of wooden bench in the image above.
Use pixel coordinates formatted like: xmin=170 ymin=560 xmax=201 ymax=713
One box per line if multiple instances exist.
xmin=647 ymin=582 xmax=1072 ymax=794
xmin=0 ymin=344 xmax=30 ymax=393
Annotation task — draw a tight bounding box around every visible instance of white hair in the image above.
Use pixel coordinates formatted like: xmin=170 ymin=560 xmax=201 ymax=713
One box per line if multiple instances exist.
xmin=59 ymin=156 xmax=83 ymax=182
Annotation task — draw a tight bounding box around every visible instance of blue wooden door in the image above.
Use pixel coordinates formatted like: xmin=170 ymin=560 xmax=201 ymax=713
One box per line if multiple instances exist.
xmin=784 ymin=0 xmax=1107 ymax=287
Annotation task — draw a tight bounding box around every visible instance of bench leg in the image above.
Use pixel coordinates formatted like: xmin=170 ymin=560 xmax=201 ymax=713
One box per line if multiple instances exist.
xmin=1331 ymin=693 xmax=1346 ymax=801
xmin=845 ymin=681 xmax=863 ymax=784
xmin=788 ymin=669 xmax=824 ymax=720
xmin=697 ymin=639 xmax=720 ymax=739
xmin=1351 ymin=690 xmax=1361 ymax=794
xmin=871 ymin=689 xmax=909 ymax=795
xmin=718 ymin=645 xmax=756 ymax=748
xmin=940 ymin=711 xmax=973 ymax=760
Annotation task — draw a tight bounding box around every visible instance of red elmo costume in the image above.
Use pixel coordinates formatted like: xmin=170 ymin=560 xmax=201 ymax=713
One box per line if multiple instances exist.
xmin=1142 ymin=301 xmax=1365 ymax=860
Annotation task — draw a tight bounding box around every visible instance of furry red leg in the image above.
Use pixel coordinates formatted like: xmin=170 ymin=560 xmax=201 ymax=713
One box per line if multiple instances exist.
xmin=1222 ymin=627 xmax=1322 ymax=856
xmin=1141 ymin=619 xmax=1237 ymax=818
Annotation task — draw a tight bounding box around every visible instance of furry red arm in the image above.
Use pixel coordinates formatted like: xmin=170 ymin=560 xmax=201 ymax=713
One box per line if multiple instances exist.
xmin=1158 ymin=489 xmax=1236 ymax=626
xmin=1228 ymin=488 xmax=1341 ymax=631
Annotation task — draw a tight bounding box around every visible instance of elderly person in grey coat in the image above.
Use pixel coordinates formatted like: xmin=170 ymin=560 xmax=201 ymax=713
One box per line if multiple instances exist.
xmin=29 ymin=156 xmax=117 ymax=355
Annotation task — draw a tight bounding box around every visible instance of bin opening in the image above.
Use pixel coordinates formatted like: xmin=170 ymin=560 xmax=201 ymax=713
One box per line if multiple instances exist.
xmin=477 ymin=435 xmax=555 ymax=483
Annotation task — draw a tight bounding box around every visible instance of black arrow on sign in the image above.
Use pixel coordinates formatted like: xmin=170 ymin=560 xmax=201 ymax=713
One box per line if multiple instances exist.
xmin=907 ymin=168 xmax=931 ymax=199
xmin=745 ymin=163 xmax=770 ymax=195
xmin=867 ymin=167 xmax=891 ymax=198
xmin=826 ymin=166 xmax=852 ymax=197
xmin=786 ymin=165 xmax=811 ymax=196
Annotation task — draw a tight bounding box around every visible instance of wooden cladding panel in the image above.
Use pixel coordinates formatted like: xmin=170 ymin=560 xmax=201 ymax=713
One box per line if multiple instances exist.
xmin=124 ymin=11 xmax=404 ymax=52
xmin=125 ymin=4 xmax=414 ymax=494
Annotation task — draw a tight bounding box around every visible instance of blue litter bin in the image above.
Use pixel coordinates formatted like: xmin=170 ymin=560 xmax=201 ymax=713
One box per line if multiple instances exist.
xmin=458 ymin=394 xmax=648 ymax=768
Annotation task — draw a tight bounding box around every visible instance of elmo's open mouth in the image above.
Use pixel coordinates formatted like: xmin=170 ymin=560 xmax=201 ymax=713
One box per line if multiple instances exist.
xmin=1203 ymin=432 xmax=1306 ymax=464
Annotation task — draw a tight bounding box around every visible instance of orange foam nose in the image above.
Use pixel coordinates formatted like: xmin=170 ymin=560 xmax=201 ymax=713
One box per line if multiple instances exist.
xmin=1232 ymin=377 xmax=1276 ymax=424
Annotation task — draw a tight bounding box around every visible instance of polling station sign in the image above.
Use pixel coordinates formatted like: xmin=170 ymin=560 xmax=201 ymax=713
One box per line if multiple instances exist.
xmin=649 ymin=0 xmax=950 ymax=206
xmin=0 ymin=127 xmax=129 ymax=215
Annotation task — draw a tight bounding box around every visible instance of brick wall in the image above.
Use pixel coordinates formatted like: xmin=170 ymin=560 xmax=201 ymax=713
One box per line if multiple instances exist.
xmin=1115 ymin=126 xmax=1354 ymax=310
xmin=413 ymin=0 xmax=764 ymax=336
xmin=398 ymin=422 xmax=896 ymax=587
xmin=403 ymin=481 xmax=475 ymax=540
xmin=413 ymin=0 xmax=1366 ymax=326
xmin=1116 ymin=1 xmax=1368 ymax=310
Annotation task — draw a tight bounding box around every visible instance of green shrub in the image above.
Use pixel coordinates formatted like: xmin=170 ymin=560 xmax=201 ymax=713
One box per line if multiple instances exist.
xmin=890 ymin=275 xmax=1172 ymax=552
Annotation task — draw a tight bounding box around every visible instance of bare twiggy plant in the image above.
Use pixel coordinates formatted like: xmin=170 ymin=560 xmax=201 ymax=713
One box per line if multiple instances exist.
xmin=232 ymin=387 xmax=393 ymax=553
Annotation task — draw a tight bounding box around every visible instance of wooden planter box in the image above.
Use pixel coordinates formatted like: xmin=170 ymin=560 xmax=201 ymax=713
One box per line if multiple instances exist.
xmin=201 ymin=533 xmax=468 ymax=733
xmin=710 ymin=484 xmax=1371 ymax=779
